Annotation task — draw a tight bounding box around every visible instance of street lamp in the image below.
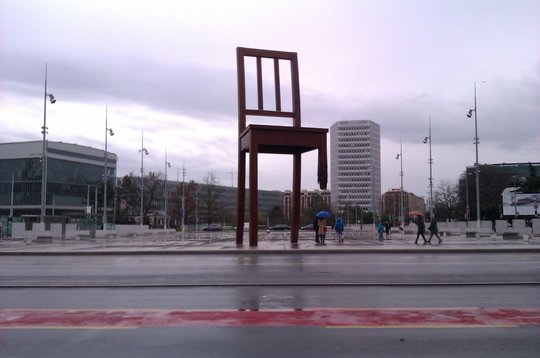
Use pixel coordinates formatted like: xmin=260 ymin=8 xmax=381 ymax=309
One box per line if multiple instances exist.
xmin=40 ymin=63 xmax=56 ymax=225
xmin=182 ymin=161 xmax=186 ymax=239
xmin=395 ymin=138 xmax=404 ymax=232
xmin=512 ymin=175 xmax=518 ymax=219
xmin=103 ymin=107 xmax=114 ymax=229
xmin=466 ymin=81 xmax=483 ymax=231
xmin=10 ymin=175 xmax=14 ymax=217
xmin=465 ymin=173 xmax=468 ymax=225
xmin=87 ymin=185 xmax=98 ymax=215
xmin=423 ymin=119 xmax=434 ymax=221
xmin=139 ymin=131 xmax=149 ymax=226
xmin=164 ymin=150 xmax=171 ymax=229
xmin=370 ymin=163 xmax=375 ymax=239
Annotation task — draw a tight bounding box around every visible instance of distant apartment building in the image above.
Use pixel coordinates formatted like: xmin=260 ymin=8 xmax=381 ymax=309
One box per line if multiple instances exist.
xmin=283 ymin=189 xmax=331 ymax=219
xmin=330 ymin=119 xmax=381 ymax=213
xmin=381 ymin=188 xmax=426 ymax=223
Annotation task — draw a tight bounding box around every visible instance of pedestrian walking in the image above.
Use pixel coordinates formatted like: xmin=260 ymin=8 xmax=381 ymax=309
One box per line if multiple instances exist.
xmin=313 ymin=217 xmax=320 ymax=244
xmin=414 ymin=215 xmax=428 ymax=244
xmin=377 ymin=222 xmax=385 ymax=242
xmin=384 ymin=221 xmax=390 ymax=237
xmin=427 ymin=217 xmax=442 ymax=244
xmin=335 ymin=218 xmax=344 ymax=243
xmin=317 ymin=218 xmax=327 ymax=245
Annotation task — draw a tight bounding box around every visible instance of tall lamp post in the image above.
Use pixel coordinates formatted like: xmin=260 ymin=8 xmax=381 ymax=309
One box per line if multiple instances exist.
xmin=182 ymin=161 xmax=186 ymax=240
xmin=423 ymin=119 xmax=434 ymax=221
xmin=10 ymin=175 xmax=15 ymax=217
xmin=164 ymin=150 xmax=171 ymax=229
xmin=139 ymin=131 xmax=149 ymax=226
xmin=103 ymin=107 xmax=114 ymax=229
xmin=467 ymin=81 xmax=483 ymax=231
xmin=512 ymin=176 xmax=518 ymax=219
xmin=396 ymin=138 xmax=404 ymax=232
xmin=465 ymin=173 xmax=469 ymax=225
xmin=370 ymin=161 xmax=375 ymax=239
xmin=40 ymin=63 xmax=56 ymax=225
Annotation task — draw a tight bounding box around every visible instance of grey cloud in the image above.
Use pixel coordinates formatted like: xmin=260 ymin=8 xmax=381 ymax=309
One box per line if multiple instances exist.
xmin=1 ymin=51 xmax=237 ymax=122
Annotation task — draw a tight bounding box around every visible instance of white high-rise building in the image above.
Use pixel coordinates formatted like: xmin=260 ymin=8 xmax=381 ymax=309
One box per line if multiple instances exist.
xmin=330 ymin=119 xmax=381 ymax=215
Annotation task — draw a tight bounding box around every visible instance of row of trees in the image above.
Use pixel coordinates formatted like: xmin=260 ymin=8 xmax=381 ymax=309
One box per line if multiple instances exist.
xmin=115 ymin=171 xmax=222 ymax=227
xmin=113 ymin=164 xmax=539 ymax=227
xmin=114 ymin=171 xmax=335 ymax=228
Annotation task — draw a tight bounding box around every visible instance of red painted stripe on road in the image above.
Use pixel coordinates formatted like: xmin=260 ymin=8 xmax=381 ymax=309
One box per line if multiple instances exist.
xmin=1 ymin=308 xmax=539 ymax=329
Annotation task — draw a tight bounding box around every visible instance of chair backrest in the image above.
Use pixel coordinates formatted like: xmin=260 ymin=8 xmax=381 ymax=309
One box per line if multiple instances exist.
xmin=236 ymin=47 xmax=302 ymax=133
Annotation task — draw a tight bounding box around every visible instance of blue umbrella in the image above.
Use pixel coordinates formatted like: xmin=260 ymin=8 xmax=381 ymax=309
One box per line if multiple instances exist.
xmin=315 ymin=210 xmax=331 ymax=219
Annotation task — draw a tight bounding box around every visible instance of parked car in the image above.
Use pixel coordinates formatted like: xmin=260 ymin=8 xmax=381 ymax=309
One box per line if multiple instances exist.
xmin=300 ymin=223 xmax=314 ymax=230
xmin=202 ymin=223 xmax=223 ymax=231
xmin=270 ymin=224 xmax=291 ymax=231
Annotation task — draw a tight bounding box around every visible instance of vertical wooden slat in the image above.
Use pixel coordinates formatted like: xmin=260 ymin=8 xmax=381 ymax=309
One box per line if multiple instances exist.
xmin=290 ymin=53 xmax=301 ymax=127
xmin=236 ymin=48 xmax=247 ymax=132
xmin=274 ymin=58 xmax=281 ymax=112
xmin=257 ymin=57 xmax=263 ymax=110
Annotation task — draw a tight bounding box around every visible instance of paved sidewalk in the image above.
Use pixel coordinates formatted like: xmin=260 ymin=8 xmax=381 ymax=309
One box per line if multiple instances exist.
xmin=1 ymin=231 xmax=539 ymax=254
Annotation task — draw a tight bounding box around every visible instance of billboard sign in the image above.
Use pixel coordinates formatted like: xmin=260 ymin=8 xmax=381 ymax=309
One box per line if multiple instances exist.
xmin=501 ymin=187 xmax=540 ymax=217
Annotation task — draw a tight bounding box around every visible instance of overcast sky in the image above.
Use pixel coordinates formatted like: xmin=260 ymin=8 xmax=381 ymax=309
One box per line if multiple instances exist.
xmin=1 ymin=0 xmax=539 ymax=199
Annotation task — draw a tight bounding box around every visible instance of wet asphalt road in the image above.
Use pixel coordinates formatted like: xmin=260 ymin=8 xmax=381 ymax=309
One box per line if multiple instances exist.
xmin=1 ymin=252 xmax=539 ymax=357
xmin=1 ymin=252 xmax=539 ymax=287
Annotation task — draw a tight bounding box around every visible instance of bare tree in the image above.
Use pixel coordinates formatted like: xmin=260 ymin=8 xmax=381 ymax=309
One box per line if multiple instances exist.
xmin=142 ymin=171 xmax=163 ymax=223
xmin=434 ymin=179 xmax=459 ymax=221
xmin=115 ymin=172 xmax=163 ymax=225
xmin=170 ymin=180 xmax=198 ymax=227
xmin=268 ymin=206 xmax=285 ymax=226
xmin=201 ymin=171 xmax=221 ymax=224
xmin=301 ymin=192 xmax=331 ymax=224
xmin=116 ymin=174 xmax=138 ymax=224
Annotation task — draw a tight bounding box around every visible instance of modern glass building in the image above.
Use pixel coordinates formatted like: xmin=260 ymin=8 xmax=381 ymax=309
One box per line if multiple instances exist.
xmin=330 ymin=119 xmax=381 ymax=214
xmin=0 ymin=141 xmax=117 ymax=223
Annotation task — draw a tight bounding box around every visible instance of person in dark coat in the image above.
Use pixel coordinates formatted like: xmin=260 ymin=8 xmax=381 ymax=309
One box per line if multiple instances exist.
xmin=414 ymin=215 xmax=428 ymax=244
xmin=313 ymin=217 xmax=320 ymax=244
xmin=427 ymin=217 xmax=442 ymax=244
xmin=384 ymin=221 xmax=390 ymax=236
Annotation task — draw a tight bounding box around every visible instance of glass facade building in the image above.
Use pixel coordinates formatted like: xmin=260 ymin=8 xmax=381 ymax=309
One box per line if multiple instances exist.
xmin=0 ymin=141 xmax=117 ymax=222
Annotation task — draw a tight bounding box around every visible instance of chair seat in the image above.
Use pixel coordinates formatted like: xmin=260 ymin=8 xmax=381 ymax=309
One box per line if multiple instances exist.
xmin=240 ymin=125 xmax=328 ymax=154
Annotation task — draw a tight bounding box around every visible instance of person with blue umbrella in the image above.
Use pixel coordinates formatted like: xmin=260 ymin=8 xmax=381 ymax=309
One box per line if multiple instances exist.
xmin=315 ymin=211 xmax=330 ymax=245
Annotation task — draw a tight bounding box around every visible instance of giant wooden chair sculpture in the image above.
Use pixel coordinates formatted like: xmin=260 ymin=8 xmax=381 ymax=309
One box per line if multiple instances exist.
xmin=236 ymin=47 xmax=328 ymax=246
